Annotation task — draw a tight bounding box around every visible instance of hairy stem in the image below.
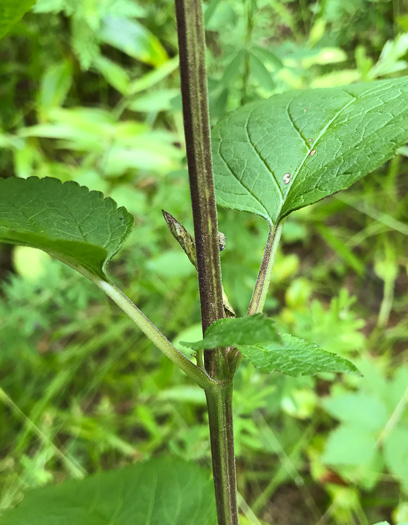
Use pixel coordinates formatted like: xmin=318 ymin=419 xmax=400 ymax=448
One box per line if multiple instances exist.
xmin=205 ymin=381 xmax=238 ymax=525
xmin=247 ymin=222 xmax=283 ymax=316
xmin=175 ymin=1 xmax=238 ymax=523
xmin=96 ymin=280 xmax=212 ymax=390
xmin=175 ymin=0 xmax=225 ymax=342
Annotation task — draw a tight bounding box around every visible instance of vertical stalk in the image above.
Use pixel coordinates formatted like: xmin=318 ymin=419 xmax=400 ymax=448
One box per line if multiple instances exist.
xmin=205 ymin=382 xmax=238 ymax=525
xmin=174 ymin=1 xmax=238 ymax=523
xmin=174 ymin=0 xmax=224 ymax=338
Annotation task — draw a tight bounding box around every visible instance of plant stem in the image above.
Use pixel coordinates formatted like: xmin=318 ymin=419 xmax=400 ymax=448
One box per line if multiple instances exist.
xmin=175 ymin=1 xmax=238 ymax=523
xmin=174 ymin=0 xmax=225 ymax=340
xmin=205 ymin=381 xmax=238 ymax=525
xmin=247 ymin=222 xmax=283 ymax=316
xmin=96 ymin=280 xmax=213 ymax=390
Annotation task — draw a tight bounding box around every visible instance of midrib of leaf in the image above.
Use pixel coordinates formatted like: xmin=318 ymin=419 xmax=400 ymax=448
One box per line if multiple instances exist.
xmin=214 ymin=78 xmax=408 ymax=226
xmin=283 ymin=79 xmax=405 ymax=202
xmin=298 ymin=94 xmax=408 ymax=202
xmin=284 ymin=94 xmax=357 ymax=211
xmin=217 ymin=91 xmax=359 ymax=225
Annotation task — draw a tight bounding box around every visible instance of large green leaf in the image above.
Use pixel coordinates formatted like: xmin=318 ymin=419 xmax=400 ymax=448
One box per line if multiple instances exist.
xmin=182 ymin=315 xmax=357 ymax=376
xmin=0 ymin=457 xmax=216 ymax=525
xmin=0 ymin=177 xmax=134 ymax=280
xmin=212 ymin=77 xmax=408 ymax=225
xmin=0 ymin=0 xmax=35 ymax=39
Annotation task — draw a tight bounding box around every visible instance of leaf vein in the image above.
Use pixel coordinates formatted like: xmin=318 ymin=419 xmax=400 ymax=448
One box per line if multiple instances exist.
xmin=245 ymin=109 xmax=284 ymax=199
xmin=286 ymin=101 xmax=311 ymax=150
xmin=290 ymin=94 xmax=358 ymax=188
xmin=217 ymin=141 xmax=270 ymax=218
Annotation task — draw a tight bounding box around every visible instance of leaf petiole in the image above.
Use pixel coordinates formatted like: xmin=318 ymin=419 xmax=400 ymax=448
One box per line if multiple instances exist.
xmin=95 ymin=280 xmax=214 ymax=390
xmin=229 ymin=222 xmax=283 ymax=371
xmin=247 ymin=221 xmax=283 ymax=316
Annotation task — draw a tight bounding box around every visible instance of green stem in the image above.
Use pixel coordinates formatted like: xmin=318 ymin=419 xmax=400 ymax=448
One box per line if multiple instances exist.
xmin=175 ymin=1 xmax=238 ymax=523
xmin=247 ymin=222 xmax=283 ymax=316
xmin=205 ymin=381 xmax=238 ymax=525
xmin=96 ymin=280 xmax=213 ymax=390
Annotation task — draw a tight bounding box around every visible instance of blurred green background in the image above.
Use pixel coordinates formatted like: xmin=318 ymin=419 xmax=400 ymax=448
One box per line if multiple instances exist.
xmin=0 ymin=1 xmax=408 ymax=524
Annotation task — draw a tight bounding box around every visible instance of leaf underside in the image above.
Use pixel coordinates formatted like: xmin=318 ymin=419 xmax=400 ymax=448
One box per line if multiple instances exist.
xmin=182 ymin=315 xmax=358 ymax=376
xmin=0 ymin=177 xmax=134 ymax=280
xmin=212 ymin=76 xmax=408 ymax=225
xmin=0 ymin=457 xmax=216 ymax=525
xmin=0 ymin=0 xmax=35 ymax=39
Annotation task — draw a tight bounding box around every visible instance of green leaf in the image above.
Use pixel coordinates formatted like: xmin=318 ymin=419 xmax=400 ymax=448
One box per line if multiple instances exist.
xmin=100 ymin=15 xmax=167 ymax=66
xmin=212 ymin=77 xmax=408 ymax=226
xmin=92 ymin=55 xmax=130 ymax=95
xmin=129 ymin=89 xmax=180 ymax=113
xmin=38 ymin=61 xmax=73 ymax=113
xmin=0 ymin=0 xmax=35 ymax=39
xmin=238 ymin=333 xmax=358 ymax=376
xmin=323 ymin=393 xmax=388 ymax=431
xmin=221 ymin=50 xmax=245 ymax=88
xmin=0 ymin=177 xmax=134 ymax=281
xmin=182 ymin=315 xmax=357 ymax=376
xmin=182 ymin=314 xmax=280 ymax=350
xmin=249 ymin=51 xmax=275 ymax=91
xmin=322 ymin=425 xmax=378 ymax=466
xmin=0 ymin=457 xmax=216 ymax=525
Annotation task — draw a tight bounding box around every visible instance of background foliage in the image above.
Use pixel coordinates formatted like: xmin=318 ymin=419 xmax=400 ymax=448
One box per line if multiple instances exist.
xmin=0 ymin=0 xmax=408 ymax=524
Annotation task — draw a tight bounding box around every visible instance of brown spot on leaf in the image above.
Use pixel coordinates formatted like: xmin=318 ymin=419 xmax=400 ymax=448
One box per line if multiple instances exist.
xmin=309 ymin=149 xmax=316 ymax=156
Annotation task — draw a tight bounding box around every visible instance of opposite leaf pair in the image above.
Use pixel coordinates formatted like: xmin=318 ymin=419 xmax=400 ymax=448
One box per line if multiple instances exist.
xmin=183 ymin=314 xmax=357 ymax=377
